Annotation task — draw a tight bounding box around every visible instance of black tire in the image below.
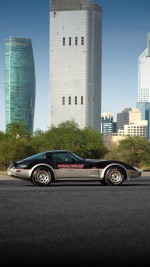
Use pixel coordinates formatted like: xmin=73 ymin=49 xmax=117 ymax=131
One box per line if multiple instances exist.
xmin=99 ymin=179 xmax=108 ymax=185
xmin=104 ymin=166 xmax=126 ymax=186
xmin=31 ymin=166 xmax=53 ymax=186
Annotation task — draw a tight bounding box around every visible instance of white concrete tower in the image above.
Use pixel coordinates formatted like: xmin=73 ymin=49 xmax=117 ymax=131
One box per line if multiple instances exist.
xmin=50 ymin=0 xmax=102 ymax=131
xmin=138 ymin=32 xmax=150 ymax=102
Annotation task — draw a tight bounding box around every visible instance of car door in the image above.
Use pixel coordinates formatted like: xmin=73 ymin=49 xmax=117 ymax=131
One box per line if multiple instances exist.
xmin=52 ymin=152 xmax=89 ymax=179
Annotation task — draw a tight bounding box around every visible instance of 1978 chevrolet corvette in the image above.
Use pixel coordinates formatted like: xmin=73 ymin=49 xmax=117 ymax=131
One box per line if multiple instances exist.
xmin=7 ymin=150 xmax=141 ymax=186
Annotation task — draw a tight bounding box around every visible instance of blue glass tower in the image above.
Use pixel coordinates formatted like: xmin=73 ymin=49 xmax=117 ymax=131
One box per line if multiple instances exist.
xmin=5 ymin=37 xmax=36 ymax=132
xmin=101 ymin=112 xmax=117 ymax=135
xmin=136 ymin=102 xmax=150 ymax=140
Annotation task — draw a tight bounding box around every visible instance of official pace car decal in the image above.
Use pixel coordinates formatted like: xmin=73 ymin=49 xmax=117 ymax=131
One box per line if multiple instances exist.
xmin=58 ymin=164 xmax=85 ymax=169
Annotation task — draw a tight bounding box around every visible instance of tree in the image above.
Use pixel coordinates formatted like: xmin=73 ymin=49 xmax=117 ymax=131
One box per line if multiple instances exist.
xmin=0 ymin=131 xmax=5 ymax=141
xmin=30 ymin=129 xmax=48 ymax=153
xmin=31 ymin=120 xmax=108 ymax=159
xmin=104 ymin=136 xmax=150 ymax=168
xmin=0 ymin=137 xmax=35 ymax=169
xmin=44 ymin=120 xmax=86 ymax=153
xmin=0 ymin=122 xmax=35 ymax=169
xmin=6 ymin=122 xmax=31 ymax=138
xmin=81 ymin=127 xmax=108 ymax=158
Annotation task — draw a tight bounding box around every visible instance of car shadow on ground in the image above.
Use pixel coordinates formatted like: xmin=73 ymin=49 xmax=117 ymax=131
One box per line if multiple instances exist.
xmin=23 ymin=179 xmax=150 ymax=187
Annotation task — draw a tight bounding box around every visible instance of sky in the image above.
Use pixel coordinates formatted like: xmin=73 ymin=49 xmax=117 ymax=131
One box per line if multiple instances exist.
xmin=0 ymin=0 xmax=150 ymax=132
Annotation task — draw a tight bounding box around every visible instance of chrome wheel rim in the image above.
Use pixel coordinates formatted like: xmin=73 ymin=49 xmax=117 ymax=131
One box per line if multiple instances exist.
xmin=107 ymin=169 xmax=123 ymax=184
xmin=36 ymin=170 xmax=50 ymax=183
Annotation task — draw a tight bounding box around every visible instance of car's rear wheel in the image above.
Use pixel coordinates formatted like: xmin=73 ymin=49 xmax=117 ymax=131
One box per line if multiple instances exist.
xmin=31 ymin=166 xmax=53 ymax=186
xmin=104 ymin=166 xmax=126 ymax=186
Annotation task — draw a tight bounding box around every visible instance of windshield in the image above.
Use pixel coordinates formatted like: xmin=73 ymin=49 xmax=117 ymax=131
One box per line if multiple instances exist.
xmin=70 ymin=152 xmax=83 ymax=161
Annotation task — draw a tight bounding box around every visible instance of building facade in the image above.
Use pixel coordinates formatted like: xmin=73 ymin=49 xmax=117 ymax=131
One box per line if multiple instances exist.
xmin=50 ymin=0 xmax=102 ymax=131
xmin=138 ymin=32 xmax=150 ymax=102
xmin=136 ymin=102 xmax=150 ymax=140
xmin=118 ymin=121 xmax=148 ymax=137
xmin=101 ymin=111 xmax=116 ymax=135
xmin=117 ymin=108 xmax=141 ymax=132
xmin=137 ymin=33 xmax=150 ymax=140
xmin=103 ymin=118 xmax=148 ymax=148
xmin=5 ymin=37 xmax=36 ymax=132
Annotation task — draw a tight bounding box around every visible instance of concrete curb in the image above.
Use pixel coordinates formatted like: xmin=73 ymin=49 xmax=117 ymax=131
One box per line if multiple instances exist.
xmin=140 ymin=171 xmax=150 ymax=177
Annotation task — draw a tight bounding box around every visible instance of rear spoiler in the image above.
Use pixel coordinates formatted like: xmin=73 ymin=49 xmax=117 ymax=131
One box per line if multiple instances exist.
xmin=10 ymin=161 xmax=18 ymax=167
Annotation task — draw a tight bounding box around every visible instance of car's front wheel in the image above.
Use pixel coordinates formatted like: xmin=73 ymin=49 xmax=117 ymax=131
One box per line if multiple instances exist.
xmin=31 ymin=166 xmax=53 ymax=186
xmin=104 ymin=166 xmax=126 ymax=186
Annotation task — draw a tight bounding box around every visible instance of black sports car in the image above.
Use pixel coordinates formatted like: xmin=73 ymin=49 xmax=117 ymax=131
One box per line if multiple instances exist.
xmin=7 ymin=150 xmax=141 ymax=186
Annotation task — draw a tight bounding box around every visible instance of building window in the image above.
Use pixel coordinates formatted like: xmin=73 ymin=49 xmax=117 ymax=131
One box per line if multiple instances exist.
xmin=63 ymin=37 xmax=65 ymax=46
xmin=69 ymin=96 xmax=71 ymax=105
xmin=75 ymin=96 xmax=77 ymax=105
xmin=75 ymin=37 xmax=78 ymax=45
xmin=69 ymin=37 xmax=71 ymax=46
xmin=81 ymin=36 xmax=84 ymax=45
xmin=81 ymin=96 xmax=83 ymax=105
xmin=62 ymin=97 xmax=65 ymax=105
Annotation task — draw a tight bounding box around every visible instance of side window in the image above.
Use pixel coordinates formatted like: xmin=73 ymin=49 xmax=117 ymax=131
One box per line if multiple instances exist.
xmin=52 ymin=153 xmax=78 ymax=162
xmin=52 ymin=154 xmax=62 ymax=162
xmin=46 ymin=153 xmax=52 ymax=159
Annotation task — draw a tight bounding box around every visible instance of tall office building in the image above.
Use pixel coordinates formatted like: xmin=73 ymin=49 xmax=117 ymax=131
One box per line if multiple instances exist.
xmin=137 ymin=33 xmax=150 ymax=140
xmin=5 ymin=37 xmax=36 ymax=132
xmin=138 ymin=32 xmax=150 ymax=102
xmin=50 ymin=0 xmax=102 ymax=131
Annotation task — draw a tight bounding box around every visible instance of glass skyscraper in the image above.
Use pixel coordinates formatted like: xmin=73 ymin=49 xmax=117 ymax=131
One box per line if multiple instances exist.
xmin=136 ymin=102 xmax=150 ymax=140
xmin=5 ymin=37 xmax=36 ymax=132
xmin=138 ymin=32 xmax=150 ymax=102
xmin=137 ymin=33 xmax=150 ymax=140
